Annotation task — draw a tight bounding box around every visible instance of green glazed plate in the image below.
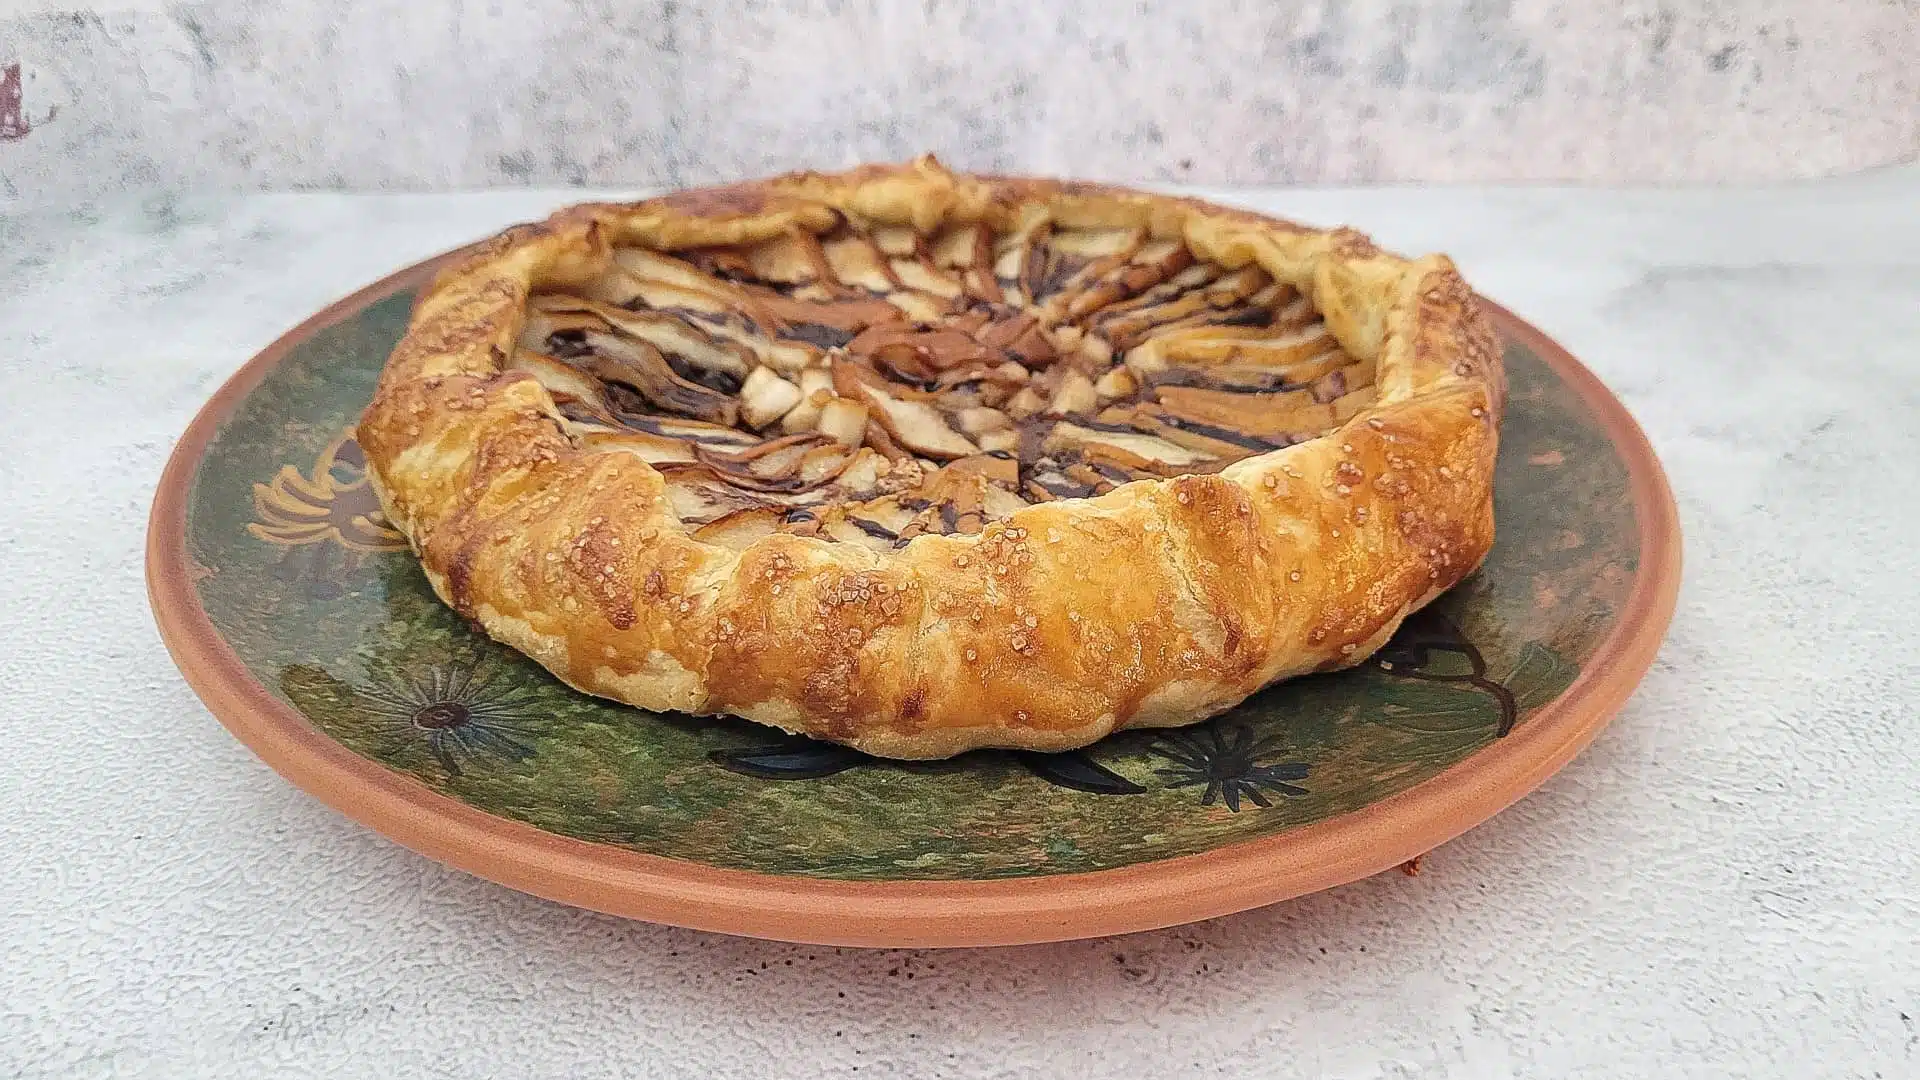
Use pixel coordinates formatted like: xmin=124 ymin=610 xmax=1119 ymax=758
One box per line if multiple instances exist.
xmin=148 ymin=248 xmax=1680 ymax=947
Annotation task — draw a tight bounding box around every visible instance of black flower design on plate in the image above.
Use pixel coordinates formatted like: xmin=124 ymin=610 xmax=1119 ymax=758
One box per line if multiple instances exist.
xmin=1368 ymin=608 xmax=1518 ymax=736
xmin=1149 ymin=724 xmax=1311 ymax=812
xmin=356 ymin=665 xmax=540 ymax=776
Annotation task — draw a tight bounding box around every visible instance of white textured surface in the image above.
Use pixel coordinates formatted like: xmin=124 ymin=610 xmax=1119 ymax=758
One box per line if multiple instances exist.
xmin=1 ymin=0 xmax=1918 ymax=206
xmin=4 ymin=170 xmax=1920 ymax=1077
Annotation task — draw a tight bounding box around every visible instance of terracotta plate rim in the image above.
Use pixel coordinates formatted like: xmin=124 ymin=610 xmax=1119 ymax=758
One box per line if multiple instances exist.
xmin=146 ymin=247 xmax=1682 ymax=949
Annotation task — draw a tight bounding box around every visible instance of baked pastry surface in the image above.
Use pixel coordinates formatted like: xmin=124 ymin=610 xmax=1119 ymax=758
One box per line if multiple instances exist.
xmin=357 ymin=157 xmax=1504 ymax=758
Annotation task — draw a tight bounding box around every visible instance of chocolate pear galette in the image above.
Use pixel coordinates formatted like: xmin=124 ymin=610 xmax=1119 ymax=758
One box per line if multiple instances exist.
xmin=358 ymin=158 xmax=1504 ymax=759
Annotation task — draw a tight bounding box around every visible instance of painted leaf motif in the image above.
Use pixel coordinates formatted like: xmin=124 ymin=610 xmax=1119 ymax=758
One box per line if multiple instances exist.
xmin=710 ymin=740 xmax=870 ymax=779
xmin=1012 ymin=750 xmax=1146 ymax=795
xmin=1375 ymin=698 xmax=1496 ymax=735
xmin=1505 ymin=642 xmax=1578 ymax=710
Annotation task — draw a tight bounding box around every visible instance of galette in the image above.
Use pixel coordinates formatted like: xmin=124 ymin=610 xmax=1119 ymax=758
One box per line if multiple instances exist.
xmin=358 ymin=157 xmax=1504 ymax=759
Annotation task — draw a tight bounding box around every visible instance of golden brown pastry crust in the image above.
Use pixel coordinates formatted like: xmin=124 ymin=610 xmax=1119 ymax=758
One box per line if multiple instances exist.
xmin=357 ymin=157 xmax=1504 ymax=758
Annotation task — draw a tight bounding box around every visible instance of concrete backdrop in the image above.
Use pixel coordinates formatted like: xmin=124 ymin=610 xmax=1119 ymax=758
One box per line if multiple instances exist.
xmin=2 ymin=1 xmax=1917 ymax=205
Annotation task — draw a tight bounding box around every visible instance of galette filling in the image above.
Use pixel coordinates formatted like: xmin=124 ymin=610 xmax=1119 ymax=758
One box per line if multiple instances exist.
xmin=512 ymin=214 xmax=1378 ymax=550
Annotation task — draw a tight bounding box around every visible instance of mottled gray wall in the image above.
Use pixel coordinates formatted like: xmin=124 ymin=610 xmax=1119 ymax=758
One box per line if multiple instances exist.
xmin=2 ymin=0 xmax=1916 ymax=206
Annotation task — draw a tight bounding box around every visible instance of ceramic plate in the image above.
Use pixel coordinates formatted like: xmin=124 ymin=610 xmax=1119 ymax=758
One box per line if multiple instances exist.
xmin=147 ymin=246 xmax=1679 ymax=947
